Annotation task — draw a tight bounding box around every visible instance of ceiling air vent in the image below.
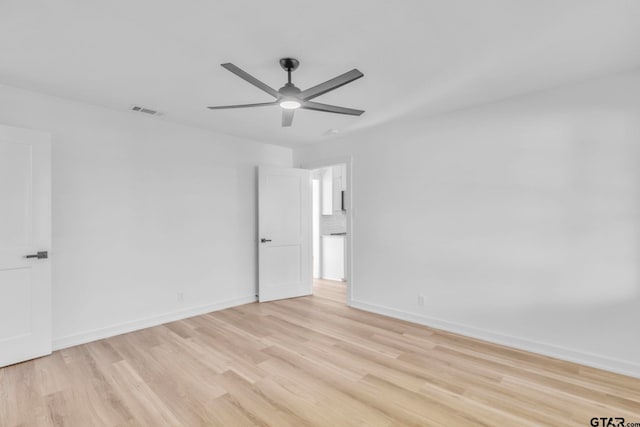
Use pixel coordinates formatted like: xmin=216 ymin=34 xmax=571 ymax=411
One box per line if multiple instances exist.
xmin=129 ymin=105 xmax=161 ymax=116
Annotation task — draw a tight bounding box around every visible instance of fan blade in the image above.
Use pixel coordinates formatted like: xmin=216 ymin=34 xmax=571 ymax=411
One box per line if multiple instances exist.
xmin=207 ymin=101 xmax=277 ymax=110
xmin=300 ymin=69 xmax=364 ymax=101
xmin=282 ymin=109 xmax=295 ymax=127
xmin=302 ymin=101 xmax=364 ymax=116
xmin=221 ymin=63 xmax=279 ymax=98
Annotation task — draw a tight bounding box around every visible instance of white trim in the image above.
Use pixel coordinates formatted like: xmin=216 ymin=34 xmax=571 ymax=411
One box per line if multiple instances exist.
xmin=52 ymin=295 xmax=257 ymax=351
xmin=350 ymin=299 xmax=640 ymax=379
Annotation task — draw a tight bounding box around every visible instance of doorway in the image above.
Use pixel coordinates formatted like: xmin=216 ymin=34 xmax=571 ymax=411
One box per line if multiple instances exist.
xmin=256 ymin=159 xmax=352 ymax=306
xmin=308 ymin=160 xmax=351 ymax=305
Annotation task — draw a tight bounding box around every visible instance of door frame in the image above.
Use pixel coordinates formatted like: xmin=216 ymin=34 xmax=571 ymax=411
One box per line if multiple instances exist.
xmin=299 ymin=156 xmax=353 ymax=306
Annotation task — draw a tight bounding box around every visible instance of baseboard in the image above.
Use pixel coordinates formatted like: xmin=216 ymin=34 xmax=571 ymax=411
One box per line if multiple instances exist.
xmin=321 ymin=275 xmax=345 ymax=282
xmin=349 ymin=299 xmax=640 ymax=379
xmin=52 ymin=295 xmax=257 ymax=351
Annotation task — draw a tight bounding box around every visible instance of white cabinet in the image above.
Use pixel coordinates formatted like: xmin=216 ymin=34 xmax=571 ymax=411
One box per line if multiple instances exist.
xmin=321 ymin=164 xmax=346 ymax=215
xmin=332 ymin=164 xmax=345 ymax=214
xmin=321 ymin=167 xmax=333 ymax=215
xmin=322 ymin=235 xmax=345 ymax=281
xmin=332 ymin=177 xmax=341 ymax=213
xmin=332 ymin=164 xmax=346 ymax=191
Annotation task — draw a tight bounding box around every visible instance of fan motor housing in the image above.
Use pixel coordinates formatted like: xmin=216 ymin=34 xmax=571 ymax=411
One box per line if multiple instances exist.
xmin=279 ymin=83 xmax=301 ymax=97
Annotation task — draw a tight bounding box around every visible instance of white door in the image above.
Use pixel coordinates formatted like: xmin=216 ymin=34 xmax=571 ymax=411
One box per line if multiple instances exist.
xmin=258 ymin=167 xmax=312 ymax=302
xmin=0 ymin=125 xmax=51 ymax=367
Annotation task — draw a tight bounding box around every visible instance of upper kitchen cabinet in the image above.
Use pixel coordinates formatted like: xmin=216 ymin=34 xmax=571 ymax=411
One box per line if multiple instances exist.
xmin=332 ymin=164 xmax=347 ymax=191
xmin=321 ymin=164 xmax=347 ymax=215
xmin=321 ymin=166 xmax=333 ymax=215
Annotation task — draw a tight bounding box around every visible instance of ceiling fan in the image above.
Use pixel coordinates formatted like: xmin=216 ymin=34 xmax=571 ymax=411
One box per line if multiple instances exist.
xmin=207 ymin=58 xmax=364 ymax=127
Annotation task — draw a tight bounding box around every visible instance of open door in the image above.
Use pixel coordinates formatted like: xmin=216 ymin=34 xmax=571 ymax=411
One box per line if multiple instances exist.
xmin=258 ymin=166 xmax=312 ymax=302
xmin=0 ymin=125 xmax=51 ymax=367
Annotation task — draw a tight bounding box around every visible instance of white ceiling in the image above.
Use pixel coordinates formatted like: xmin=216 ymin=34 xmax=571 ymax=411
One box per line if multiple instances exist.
xmin=1 ymin=1 xmax=640 ymax=146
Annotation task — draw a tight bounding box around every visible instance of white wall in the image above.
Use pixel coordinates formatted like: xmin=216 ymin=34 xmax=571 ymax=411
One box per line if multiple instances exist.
xmin=0 ymin=84 xmax=292 ymax=348
xmin=295 ymin=70 xmax=640 ymax=377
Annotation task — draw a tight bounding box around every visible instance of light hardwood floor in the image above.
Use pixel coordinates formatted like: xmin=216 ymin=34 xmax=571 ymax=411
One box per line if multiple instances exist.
xmin=1 ymin=279 xmax=639 ymax=426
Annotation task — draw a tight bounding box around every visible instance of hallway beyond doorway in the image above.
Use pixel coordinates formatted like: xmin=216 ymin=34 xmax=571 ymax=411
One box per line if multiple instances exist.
xmin=313 ymin=279 xmax=346 ymax=304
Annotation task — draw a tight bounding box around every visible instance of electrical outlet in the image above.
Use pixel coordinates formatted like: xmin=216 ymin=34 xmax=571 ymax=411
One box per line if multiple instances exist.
xmin=417 ymin=294 xmax=425 ymax=306
xmin=177 ymin=292 xmax=184 ymax=302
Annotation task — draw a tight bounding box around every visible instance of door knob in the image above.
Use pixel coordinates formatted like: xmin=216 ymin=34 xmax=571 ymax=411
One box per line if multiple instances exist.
xmin=25 ymin=251 xmax=48 ymax=259
xmin=260 ymin=238 xmax=272 ymax=243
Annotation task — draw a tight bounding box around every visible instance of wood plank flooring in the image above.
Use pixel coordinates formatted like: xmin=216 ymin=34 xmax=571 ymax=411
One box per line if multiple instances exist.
xmin=1 ymin=279 xmax=639 ymax=426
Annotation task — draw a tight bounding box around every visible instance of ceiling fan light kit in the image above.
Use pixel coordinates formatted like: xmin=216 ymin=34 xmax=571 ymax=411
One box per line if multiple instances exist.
xmin=279 ymin=100 xmax=301 ymax=109
xmin=207 ymin=58 xmax=364 ymax=127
